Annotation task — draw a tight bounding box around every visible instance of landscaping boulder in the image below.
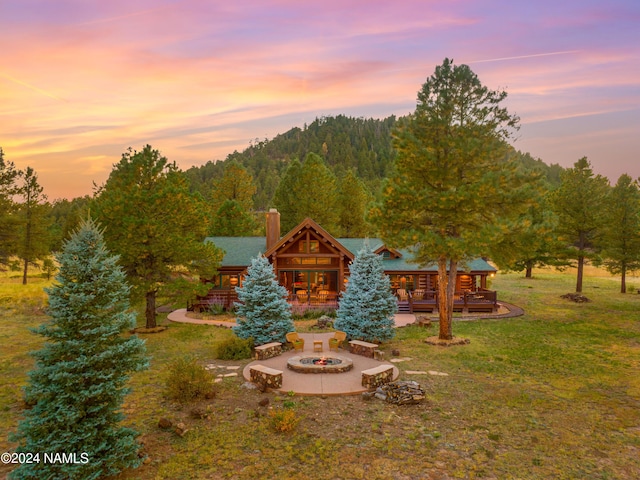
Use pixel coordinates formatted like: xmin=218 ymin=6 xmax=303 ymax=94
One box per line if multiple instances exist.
xmin=174 ymin=422 xmax=189 ymax=437
xmin=190 ymin=407 xmax=209 ymax=419
xmin=158 ymin=418 xmax=172 ymax=429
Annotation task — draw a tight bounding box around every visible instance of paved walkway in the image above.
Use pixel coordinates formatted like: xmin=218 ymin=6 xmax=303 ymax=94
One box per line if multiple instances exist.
xmin=166 ymin=302 xmax=522 ymax=328
xmin=167 ymin=309 xmax=237 ymax=327
xmin=167 ymin=309 xmax=418 ymax=328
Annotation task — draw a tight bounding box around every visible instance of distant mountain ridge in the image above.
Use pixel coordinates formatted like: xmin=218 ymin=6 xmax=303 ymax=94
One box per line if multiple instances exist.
xmin=184 ymin=114 xmax=563 ymax=210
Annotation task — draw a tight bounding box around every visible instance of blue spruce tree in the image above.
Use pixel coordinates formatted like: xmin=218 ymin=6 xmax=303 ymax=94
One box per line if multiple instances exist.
xmin=334 ymin=243 xmax=397 ymax=342
xmin=233 ymin=255 xmax=294 ymax=345
xmin=9 ymin=219 xmax=149 ymax=480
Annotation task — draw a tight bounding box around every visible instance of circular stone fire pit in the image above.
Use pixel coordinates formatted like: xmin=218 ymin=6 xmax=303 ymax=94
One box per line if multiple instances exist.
xmin=287 ymin=354 xmax=354 ymax=374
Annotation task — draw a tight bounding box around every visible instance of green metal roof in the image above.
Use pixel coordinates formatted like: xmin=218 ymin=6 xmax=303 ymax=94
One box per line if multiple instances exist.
xmin=337 ymin=238 xmax=496 ymax=272
xmin=205 ymin=236 xmax=496 ymax=273
xmin=336 ymin=238 xmax=385 ymax=253
xmin=204 ymin=237 xmax=265 ymax=267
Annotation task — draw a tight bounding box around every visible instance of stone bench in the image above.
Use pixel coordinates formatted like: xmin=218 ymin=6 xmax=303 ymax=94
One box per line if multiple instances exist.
xmin=249 ymin=364 xmax=283 ymax=390
xmin=253 ymin=342 xmax=282 ymax=360
xmin=349 ymin=340 xmax=379 ymax=358
xmin=361 ymin=364 xmax=394 ymax=389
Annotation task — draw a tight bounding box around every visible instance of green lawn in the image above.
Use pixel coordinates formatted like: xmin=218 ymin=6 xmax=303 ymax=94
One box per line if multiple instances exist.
xmin=1 ymin=270 xmax=639 ymax=479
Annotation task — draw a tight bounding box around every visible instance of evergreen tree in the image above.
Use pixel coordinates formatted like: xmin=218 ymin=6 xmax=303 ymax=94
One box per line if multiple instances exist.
xmin=490 ymin=189 xmax=569 ymax=277
xmin=272 ymin=152 xmax=339 ymax=232
xmin=551 ymin=157 xmax=610 ymax=293
xmin=16 ymin=167 xmax=51 ymax=284
xmin=271 ymin=158 xmax=302 ymax=229
xmin=334 ymin=244 xmax=397 ymax=343
xmin=371 ymin=58 xmax=535 ymax=341
xmin=254 ymin=166 xmax=281 ymax=212
xmin=209 ymin=199 xmax=257 ymax=236
xmin=233 ymin=255 xmax=294 ymax=345
xmin=48 ymin=196 xmax=92 ymax=252
xmin=209 ymin=160 xmax=257 ymax=212
xmin=9 ymin=219 xmax=149 ymax=480
xmin=0 ymin=148 xmax=21 ymax=269
xmin=93 ymin=145 xmax=221 ymax=328
xmin=337 ymin=169 xmax=371 ymax=237
xmin=597 ymin=174 xmax=640 ymax=293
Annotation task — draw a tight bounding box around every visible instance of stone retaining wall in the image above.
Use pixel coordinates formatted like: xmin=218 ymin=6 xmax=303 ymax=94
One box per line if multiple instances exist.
xmin=361 ymin=365 xmax=394 ymax=388
xmin=249 ymin=365 xmax=283 ymax=390
xmin=254 ymin=342 xmax=282 ymax=360
xmin=349 ymin=340 xmax=378 ymax=358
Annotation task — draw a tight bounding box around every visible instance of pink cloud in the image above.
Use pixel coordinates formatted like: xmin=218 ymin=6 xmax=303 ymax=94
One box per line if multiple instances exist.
xmin=2 ymin=0 xmax=639 ymax=198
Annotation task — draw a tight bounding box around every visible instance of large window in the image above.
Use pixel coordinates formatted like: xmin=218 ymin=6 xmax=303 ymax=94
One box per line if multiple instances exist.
xmin=281 ymin=257 xmax=333 ymax=266
xmin=207 ymin=273 xmax=241 ymax=289
xmin=389 ymin=274 xmax=414 ymax=292
xmin=279 ymin=270 xmax=338 ymax=294
xmin=298 ymin=240 xmax=319 ymax=253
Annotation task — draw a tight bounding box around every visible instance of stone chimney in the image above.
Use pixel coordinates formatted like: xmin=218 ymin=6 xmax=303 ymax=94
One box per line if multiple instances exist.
xmin=265 ymin=208 xmax=281 ymax=250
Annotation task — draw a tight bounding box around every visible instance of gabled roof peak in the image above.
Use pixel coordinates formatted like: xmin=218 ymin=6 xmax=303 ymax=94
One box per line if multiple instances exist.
xmin=263 ymin=217 xmax=354 ymax=260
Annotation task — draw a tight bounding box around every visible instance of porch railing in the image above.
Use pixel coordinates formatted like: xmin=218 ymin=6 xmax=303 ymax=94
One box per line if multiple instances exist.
xmin=287 ymin=292 xmax=340 ymax=315
xmin=402 ymin=289 xmax=497 ymax=313
xmin=189 ymin=287 xmax=498 ymax=316
xmin=187 ymin=290 xmax=238 ymax=312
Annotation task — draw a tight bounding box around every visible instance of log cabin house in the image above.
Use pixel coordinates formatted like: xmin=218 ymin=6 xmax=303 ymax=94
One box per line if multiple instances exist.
xmin=189 ymin=210 xmax=498 ymax=314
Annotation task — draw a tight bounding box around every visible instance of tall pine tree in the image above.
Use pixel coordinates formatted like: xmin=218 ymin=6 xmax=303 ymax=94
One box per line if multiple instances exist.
xmin=0 ymin=148 xmax=21 ymax=269
xmin=233 ymin=255 xmax=294 ymax=345
xmin=209 ymin=160 xmax=257 ymax=212
xmin=337 ymin=169 xmax=371 ymax=237
xmin=209 ymin=199 xmax=257 ymax=236
xmin=10 ymin=219 xmax=149 ymax=480
xmin=16 ymin=166 xmax=51 ymax=284
xmin=371 ymin=58 xmax=534 ymax=341
xmin=93 ymin=145 xmax=221 ymax=328
xmin=551 ymin=157 xmax=610 ymax=293
xmin=489 ymin=189 xmax=569 ymax=277
xmin=597 ymin=174 xmax=640 ymax=293
xmin=272 ymin=153 xmax=339 ymax=232
xmin=334 ymin=243 xmax=397 ymax=343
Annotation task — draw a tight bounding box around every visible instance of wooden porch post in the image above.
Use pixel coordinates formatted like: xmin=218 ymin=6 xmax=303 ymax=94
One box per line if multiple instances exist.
xmin=271 ymin=254 xmax=278 ymax=281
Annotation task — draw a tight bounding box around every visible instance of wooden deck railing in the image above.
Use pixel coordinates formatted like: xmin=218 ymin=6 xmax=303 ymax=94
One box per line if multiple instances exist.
xmin=187 ymin=290 xmax=239 ymax=312
xmin=190 ymin=287 xmax=498 ymax=315
xmin=287 ymin=292 xmax=339 ymax=315
xmin=189 ymin=289 xmax=341 ymax=315
xmin=404 ymin=289 xmax=497 ymax=313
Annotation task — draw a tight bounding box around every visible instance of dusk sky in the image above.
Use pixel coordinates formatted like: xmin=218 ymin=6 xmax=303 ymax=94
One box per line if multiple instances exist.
xmin=2 ymin=0 xmax=639 ymax=200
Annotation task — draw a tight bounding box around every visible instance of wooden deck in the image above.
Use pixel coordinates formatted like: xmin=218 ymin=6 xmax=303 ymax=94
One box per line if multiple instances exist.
xmin=187 ymin=289 xmax=238 ymax=312
xmin=189 ymin=288 xmax=498 ymax=315
xmin=186 ymin=290 xmax=340 ymax=314
xmin=287 ymin=292 xmax=339 ymax=315
xmin=397 ymin=289 xmax=498 ymax=314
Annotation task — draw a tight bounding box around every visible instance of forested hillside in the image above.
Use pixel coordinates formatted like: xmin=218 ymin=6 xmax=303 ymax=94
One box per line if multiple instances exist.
xmin=184 ymin=115 xmax=397 ymax=210
xmin=184 ymin=114 xmax=562 ymax=212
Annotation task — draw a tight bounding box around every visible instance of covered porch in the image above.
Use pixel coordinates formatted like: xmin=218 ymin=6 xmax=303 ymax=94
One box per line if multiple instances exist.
xmin=390 ymin=271 xmax=498 ymax=313
xmin=188 ymin=286 xmax=498 ymax=315
xmin=396 ymin=288 xmax=498 ymax=314
xmin=196 ymin=215 xmax=499 ymax=316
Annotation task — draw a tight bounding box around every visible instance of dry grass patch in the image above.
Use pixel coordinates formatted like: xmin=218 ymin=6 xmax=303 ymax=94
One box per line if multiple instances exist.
xmin=2 ymin=270 xmax=640 ymax=479
xmin=424 ymin=336 xmax=471 ymax=346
